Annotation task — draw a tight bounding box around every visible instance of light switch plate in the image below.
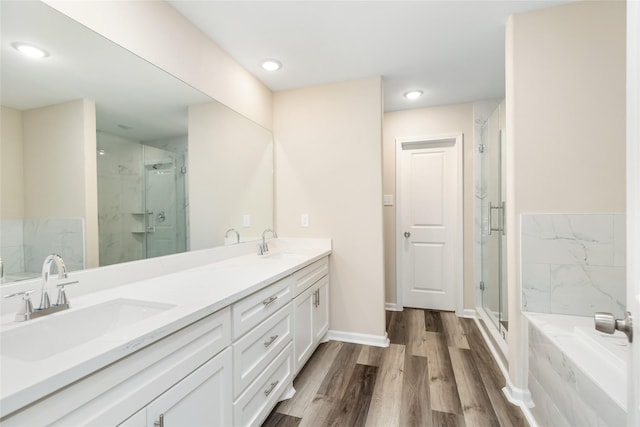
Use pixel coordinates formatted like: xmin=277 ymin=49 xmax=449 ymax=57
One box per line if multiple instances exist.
xmin=242 ymin=214 xmax=251 ymax=227
xmin=383 ymin=195 xmax=394 ymax=206
xmin=301 ymin=214 xmax=309 ymax=227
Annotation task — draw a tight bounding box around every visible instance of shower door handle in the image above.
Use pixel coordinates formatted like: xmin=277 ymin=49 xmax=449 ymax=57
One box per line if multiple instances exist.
xmin=488 ymin=202 xmax=505 ymax=235
xmin=594 ymin=311 xmax=633 ymax=343
xmin=146 ymin=210 xmax=155 ymax=233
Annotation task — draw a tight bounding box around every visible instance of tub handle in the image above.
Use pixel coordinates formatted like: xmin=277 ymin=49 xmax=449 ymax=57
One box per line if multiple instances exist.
xmin=594 ymin=311 xmax=633 ymax=343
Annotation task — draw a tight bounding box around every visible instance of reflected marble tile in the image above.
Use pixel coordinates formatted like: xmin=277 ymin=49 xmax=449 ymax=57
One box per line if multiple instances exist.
xmin=1 ymin=219 xmax=24 ymax=246
xmin=23 ymin=218 xmax=85 ymax=272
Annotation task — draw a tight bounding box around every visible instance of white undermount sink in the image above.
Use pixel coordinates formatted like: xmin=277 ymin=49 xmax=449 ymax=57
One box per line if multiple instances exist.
xmin=1 ymin=298 xmax=175 ymax=362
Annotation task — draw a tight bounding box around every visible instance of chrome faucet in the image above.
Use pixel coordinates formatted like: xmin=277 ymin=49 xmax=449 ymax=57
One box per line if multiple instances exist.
xmin=224 ymin=228 xmax=240 ymax=244
xmin=259 ymin=228 xmax=278 ymax=255
xmin=40 ymin=253 xmax=67 ymax=309
xmin=4 ymin=253 xmax=77 ymax=321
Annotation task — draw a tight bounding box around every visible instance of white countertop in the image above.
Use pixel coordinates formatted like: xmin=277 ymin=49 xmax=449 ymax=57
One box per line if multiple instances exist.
xmin=0 ymin=241 xmax=331 ymax=418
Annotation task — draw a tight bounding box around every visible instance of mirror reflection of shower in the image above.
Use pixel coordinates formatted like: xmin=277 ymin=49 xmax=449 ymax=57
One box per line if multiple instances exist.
xmin=96 ymin=131 xmax=188 ymax=266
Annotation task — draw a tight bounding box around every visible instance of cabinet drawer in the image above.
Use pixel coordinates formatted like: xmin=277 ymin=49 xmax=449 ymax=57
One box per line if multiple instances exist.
xmin=233 ymin=343 xmax=293 ymax=427
xmin=233 ymin=303 xmax=293 ymax=398
xmin=232 ymin=276 xmax=293 ymax=339
xmin=293 ymin=257 xmax=329 ymax=296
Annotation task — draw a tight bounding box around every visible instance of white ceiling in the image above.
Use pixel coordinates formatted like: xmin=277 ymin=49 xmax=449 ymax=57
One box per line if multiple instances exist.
xmin=169 ymin=0 xmax=572 ymax=112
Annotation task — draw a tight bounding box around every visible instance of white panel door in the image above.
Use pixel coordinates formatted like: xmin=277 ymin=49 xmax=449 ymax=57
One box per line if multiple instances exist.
xmin=398 ymin=137 xmax=460 ymax=311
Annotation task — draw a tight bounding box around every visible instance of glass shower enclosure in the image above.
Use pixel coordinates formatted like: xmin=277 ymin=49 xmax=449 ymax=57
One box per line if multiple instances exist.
xmin=96 ymin=132 xmax=188 ymax=266
xmin=479 ymin=103 xmax=508 ymax=339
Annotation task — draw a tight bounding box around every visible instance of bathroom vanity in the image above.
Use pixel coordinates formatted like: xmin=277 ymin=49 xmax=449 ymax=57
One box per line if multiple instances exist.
xmin=0 ymin=239 xmax=331 ymax=426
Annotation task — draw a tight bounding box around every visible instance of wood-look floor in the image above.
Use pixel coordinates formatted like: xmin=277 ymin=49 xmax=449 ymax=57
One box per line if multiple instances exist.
xmin=262 ymin=309 xmax=528 ymax=427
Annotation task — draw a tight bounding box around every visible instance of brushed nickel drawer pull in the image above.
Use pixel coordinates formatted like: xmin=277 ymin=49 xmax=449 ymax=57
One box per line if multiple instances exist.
xmin=264 ymin=380 xmax=279 ymax=397
xmin=264 ymin=334 xmax=279 ymax=348
xmin=262 ymin=295 xmax=278 ymax=306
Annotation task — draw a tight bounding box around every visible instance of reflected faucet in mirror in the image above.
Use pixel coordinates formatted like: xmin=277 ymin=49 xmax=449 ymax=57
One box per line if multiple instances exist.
xmin=259 ymin=229 xmax=278 ymax=255
xmin=224 ymin=228 xmax=240 ymax=244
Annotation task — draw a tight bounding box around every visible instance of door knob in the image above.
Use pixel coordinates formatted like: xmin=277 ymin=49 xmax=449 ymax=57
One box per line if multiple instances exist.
xmin=404 ymin=232 xmax=411 ymax=238
xmin=594 ymin=311 xmax=633 ymax=343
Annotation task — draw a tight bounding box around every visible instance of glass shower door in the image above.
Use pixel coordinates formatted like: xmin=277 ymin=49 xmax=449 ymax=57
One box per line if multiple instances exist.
xmin=143 ymin=146 xmax=187 ymax=259
xmin=480 ymin=108 xmax=508 ymax=337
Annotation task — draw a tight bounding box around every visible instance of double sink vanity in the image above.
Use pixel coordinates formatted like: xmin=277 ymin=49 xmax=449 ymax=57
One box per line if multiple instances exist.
xmin=0 ymin=238 xmax=331 ymax=426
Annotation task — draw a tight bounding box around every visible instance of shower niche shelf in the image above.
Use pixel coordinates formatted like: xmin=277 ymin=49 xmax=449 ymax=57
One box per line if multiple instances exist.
xmin=131 ymin=212 xmax=147 ymax=234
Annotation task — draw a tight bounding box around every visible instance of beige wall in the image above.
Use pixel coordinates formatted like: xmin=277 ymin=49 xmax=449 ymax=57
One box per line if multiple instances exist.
xmin=23 ymin=99 xmax=98 ymax=267
xmin=0 ymin=107 xmax=24 ymax=219
xmin=43 ymin=0 xmax=273 ymax=130
xmin=505 ymin=0 xmax=626 ymax=390
xmin=274 ymin=77 xmax=386 ymax=338
xmin=188 ymin=102 xmax=273 ymax=250
xmin=383 ymin=103 xmax=475 ymax=310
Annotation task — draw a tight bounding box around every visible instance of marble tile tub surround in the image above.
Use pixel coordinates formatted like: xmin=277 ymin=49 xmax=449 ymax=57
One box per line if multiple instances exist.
xmin=521 ymin=214 xmax=626 ymax=317
xmin=0 ymin=218 xmax=84 ymax=276
xmin=526 ymin=313 xmax=627 ymax=427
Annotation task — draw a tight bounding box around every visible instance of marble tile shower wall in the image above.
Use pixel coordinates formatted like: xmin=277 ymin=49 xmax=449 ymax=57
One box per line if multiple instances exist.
xmin=0 ymin=219 xmax=84 ymax=274
xmin=97 ymin=133 xmax=144 ymax=266
xmin=522 ymin=214 xmax=626 ymax=317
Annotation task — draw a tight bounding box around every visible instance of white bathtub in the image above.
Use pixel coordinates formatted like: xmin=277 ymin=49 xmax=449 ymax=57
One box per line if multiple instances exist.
xmin=526 ymin=312 xmax=628 ymax=427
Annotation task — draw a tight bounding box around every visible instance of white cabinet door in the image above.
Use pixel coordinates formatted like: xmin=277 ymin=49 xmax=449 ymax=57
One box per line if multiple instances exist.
xmin=146 ymin=348 xmax=232 ymax=427
xmin=312 ymin=276 xmax=329 ymax=343
xmin=293 ymin=284 xmax=314 ymax=374
xmin=293 ymin=275 xmax=330 ymax=375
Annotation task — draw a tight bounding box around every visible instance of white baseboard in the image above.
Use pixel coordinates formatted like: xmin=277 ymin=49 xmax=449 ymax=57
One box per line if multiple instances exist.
xmin=385 ymin=302 xmax=402 ymax=311
xmin=503 ymin=379 xmax=533 ymax=408
xmin=503 ymin=380 xmax=536 ymax=427
xmin=459 ymin=308 xmax=477 ymax=318
xmin=326 ymin=330 xmax=390 ymax=347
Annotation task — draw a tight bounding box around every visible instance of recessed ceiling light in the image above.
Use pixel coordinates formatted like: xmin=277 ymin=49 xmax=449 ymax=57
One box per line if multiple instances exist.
xmin=404 ymin=90 xmax=424 ymax=100
xmin=261 ymin=59 xmax=282 ymax=71
xmin=12 ymin=42 xmax=49 ymax=58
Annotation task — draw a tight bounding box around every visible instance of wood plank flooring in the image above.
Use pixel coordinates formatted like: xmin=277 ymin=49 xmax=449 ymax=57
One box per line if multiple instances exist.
xmin=262 ymin=309 xmax=528 ymax=427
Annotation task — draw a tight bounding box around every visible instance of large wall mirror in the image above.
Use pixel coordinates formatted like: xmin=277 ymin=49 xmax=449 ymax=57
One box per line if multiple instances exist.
xmin=0 ymin=1 xmax=274 ymax=283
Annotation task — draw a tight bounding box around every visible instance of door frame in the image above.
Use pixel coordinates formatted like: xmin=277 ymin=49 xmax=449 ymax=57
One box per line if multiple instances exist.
xmin=395 ymin=133 xmax=464 ymax=315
